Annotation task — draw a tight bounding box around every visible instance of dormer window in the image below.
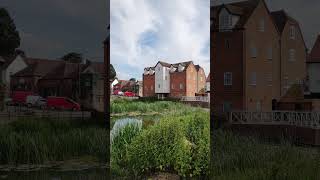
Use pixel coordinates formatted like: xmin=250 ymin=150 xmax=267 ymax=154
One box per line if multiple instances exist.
xmin=178 ymin=64 xmax=185 ymax=72
xmin=219 ymin=8 xmax=232 ymax=31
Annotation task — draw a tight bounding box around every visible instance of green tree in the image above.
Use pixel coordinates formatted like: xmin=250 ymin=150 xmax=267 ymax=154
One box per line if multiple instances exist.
xmin=61 ymin=52 xmax=83 ymax=63
xmin=110 ymin=64 xmax=116 ymax=79
xmin=0 ymin=8 xmax=20 ymax=56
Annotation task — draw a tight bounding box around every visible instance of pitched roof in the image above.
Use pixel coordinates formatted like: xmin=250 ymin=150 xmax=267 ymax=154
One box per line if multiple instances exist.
xmin=270 ymin=10 xmax=287 ymax=34
xmin=158 ymin=61 xmax=171 ymax=67
xmin=206 ymin=73 xmax=210 ymax=82
xmin=212 ymin=0 xmax=260 ymax=30
xmin=83 ymin=61 xmax=105 ymax=74
xmin=308 ymin=35 xmax=320 ymax=63
xmin=1 ymin=55 xmax=19 ymax=69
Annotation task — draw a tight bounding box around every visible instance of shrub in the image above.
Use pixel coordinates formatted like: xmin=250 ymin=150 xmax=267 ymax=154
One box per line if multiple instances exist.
xmin=126 ymin=112 xmax=209 ymax=178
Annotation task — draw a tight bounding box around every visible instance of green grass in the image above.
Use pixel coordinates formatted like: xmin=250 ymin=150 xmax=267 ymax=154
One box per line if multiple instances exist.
xmin=211 ymin=130 xmax=320 ymax=180
xmin=110 ymin=100 xmax=210 ymax=179
xmin=0 ymin=117 xmax=108 ymax=165
xmin=110 ymin=99 xmax=186 ymax=114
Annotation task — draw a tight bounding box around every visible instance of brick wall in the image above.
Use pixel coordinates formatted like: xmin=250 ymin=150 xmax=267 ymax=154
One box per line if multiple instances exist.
xmin=213 ymin=31 xmax=244 ymax=112
xmin=143 ymin=74 xmax=155 ymax=97
xmin=169 ymin=71 xmax=186 ymax=97
xmin=186 ymin=64 xmax=197 ymax=97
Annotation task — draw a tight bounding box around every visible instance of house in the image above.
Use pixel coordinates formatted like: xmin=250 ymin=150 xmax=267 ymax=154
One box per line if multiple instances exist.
xmin=169 ymin=61 xmax=198 ymax=98
xmin=212 ymin=0 xmax=306 ymax=112
xmin=271 ymin=10 xmax=307 ymax=96
xmin=305 ymin=34 xmax=320 ymax=110
xmin=136 ymin=81 xmax=143 ymax=97
xmin=110 ymin=78 xmax=119 ymax=94
xmin=80 ymin=61 xmax=105 ymax=112
xmin=143 ymin=61 xmax=206 ymax=98
xmin=155 ymin=61 xmax=171 ymax=98
xmin=206 ymin=72 xmax=210 ymax=93
xmin=143 ymin=67 xmax=155 ymax=97
xmin=195 ymin=65 xmax=207 ymax=93
xmin=11 ymin=58 xmax=85 ymax=100
xmin=0 ymin=55 xmax=28 ymax=96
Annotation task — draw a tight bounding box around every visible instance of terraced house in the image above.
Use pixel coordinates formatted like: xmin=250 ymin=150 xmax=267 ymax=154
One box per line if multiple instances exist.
xmin=143 ymin=61 xmax=206 ymax=98
xmin=212 ymin=0 xmax=306 ymax=112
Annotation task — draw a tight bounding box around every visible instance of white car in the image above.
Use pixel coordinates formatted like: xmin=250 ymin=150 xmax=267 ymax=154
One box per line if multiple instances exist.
xmin=118 ymin=91 xmax=124 ymax=96
xmin=26 ymin=95 xmax=47 ymax=109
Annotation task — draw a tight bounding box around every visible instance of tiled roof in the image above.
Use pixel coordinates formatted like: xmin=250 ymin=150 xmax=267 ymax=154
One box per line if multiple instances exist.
xmin=270 ymin=10 xmax=287 ymax=34
xmin=212 ymin=0 xmax=259 ymax=30
xmin=308 ymin=35 xmax=320 ymax=63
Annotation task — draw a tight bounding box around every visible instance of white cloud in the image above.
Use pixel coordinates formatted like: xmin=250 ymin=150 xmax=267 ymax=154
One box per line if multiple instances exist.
xmin=111 ymin=0 xmax=210 ymax=80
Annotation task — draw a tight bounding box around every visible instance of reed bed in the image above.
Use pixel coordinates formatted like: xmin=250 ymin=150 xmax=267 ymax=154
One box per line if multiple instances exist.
xmin=0 ymin=117 xmax=108 ymax=165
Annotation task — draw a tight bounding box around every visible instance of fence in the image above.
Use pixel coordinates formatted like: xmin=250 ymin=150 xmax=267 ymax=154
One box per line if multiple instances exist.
xmin=181 ymin=96 xmax=210 ymax=102
xmin=230 ymin=111 xmax=320 ymax=129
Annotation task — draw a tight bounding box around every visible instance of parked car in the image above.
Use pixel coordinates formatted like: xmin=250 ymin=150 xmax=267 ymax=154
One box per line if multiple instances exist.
xmin=11 ymin=91 xmax=34 ymax=105
xmin=118 ymin=91 xmax=124 ymax=96
xmin=113 ymin=90 xmax=120 ymax=95
xmin=26 ymin=95 xmax=47 ymax=109
xmin=124 ymin=91 xmax=135 ymax=97
xmin=4 ymin=98 xmax=13 ymax=106
xmin=46 ymin=96 xmax=81 ymax=111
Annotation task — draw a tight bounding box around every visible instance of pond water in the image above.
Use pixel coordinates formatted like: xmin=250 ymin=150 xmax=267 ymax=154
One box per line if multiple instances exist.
xmin=111 ymin=115 xmax=161 ymax=129
xmin=0 ymin=168 xmax=108 ymax=180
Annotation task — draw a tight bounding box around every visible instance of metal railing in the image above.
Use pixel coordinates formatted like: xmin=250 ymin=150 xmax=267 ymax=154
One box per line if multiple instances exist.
xmin=230 ymin=111 xmax=320 ymax=129
xmin=181 ymin=96 xmax=210 ymax=102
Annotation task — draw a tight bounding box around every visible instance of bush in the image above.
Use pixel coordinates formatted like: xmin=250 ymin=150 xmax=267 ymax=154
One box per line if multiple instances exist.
xmin=126 ymin=112 xmax=209 ymax=178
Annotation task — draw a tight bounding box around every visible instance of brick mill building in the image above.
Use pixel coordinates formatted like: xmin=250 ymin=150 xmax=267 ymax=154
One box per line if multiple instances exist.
xmin=143 ymin=61 xmax=206 ymax=98
xmin=212 ymin=0 xmax=307 ymax=112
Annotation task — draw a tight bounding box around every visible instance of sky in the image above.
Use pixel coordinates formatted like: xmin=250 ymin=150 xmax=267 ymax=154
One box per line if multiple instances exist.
xmin=111 ymin=0 xmax=210 ymax=80
xmin=1 ymin=0 xmax=108 ymax=62
xmin=212 ymin=0 xmax=320 ymax=51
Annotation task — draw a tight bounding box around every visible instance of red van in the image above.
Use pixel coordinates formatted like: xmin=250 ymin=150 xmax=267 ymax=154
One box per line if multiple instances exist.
xmin=46 ymin=97 xmax=81 ymax=111
xmin=11 ymin=91 xmax=34 ymax=105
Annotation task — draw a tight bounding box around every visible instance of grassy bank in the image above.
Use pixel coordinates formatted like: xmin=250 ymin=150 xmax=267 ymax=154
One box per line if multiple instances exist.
xmin=0 ymin=117 xmax=108 ymax=165
xmin=212 ymin=130 xmax=320 ymax=179
xmin=111 ymin=100 xmax=210 ymax=179
xmin=110 ymin=99 xmax=186 ymax=114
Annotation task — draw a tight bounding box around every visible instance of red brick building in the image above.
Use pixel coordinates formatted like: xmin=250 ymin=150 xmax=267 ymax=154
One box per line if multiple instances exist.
xmin=143 ymin=67 xmax=155 ymax=97
xmin=142 ymin=61 xmax=206 ymax=98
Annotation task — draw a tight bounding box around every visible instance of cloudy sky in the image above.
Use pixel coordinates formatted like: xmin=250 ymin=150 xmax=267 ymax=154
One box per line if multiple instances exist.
xmin=1 ymin=0 xmax=108 ymax=62
xmin=212 ymin=0 xmax=320 ymax=51
xmin=111 ymin=0 xmax=210 ymax=80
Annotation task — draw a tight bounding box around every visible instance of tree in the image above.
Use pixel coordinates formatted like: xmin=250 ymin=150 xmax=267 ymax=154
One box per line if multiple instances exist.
xmin=0 ymin=8 xmax=20 ymax=56
xmin=61 ymin=52 xmax=83 ymax=63
xmin=129 ymin=78 xmax=136 ymax=82
xmin=110 ymin=64 xmax=116 ymax=79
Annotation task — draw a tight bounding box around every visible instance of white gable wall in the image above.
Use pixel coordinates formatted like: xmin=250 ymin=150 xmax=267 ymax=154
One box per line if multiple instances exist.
xmin=155 ymin=63 xmax=170 ymax=94
xmin=4 ymin=55 xmax=28 ymax=84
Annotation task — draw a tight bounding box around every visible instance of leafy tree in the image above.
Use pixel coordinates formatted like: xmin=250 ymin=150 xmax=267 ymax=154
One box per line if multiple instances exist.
xmin=110 ymin=64 xmax=116 ymax=79
xmin=129 ymin=78 xmax=136 ymax=82
xmin=0 ymin=8 xmax=20 ymax=56
xmin=61 ymin=52 xmax=83 ymax=63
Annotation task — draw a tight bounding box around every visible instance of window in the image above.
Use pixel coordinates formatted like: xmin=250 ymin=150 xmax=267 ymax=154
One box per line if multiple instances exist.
xmin=158 ymin=84 xmax=160 ymax=88
xmin=251 ymin=44 xmax=257 ymax=58
xmin=224 ymin=72 xmax=232 ymax=86
xmin=145 ymin=87 xmax=148 ymax=91
xmin=250 ymin=72 xmax=257 ymax=86
xmin=256 ymin=101 xmax=262 ymax=111
xmin=200 ymin=77 xmax=203 ymax=82
xmin=180 ymin=83 xmax=184 ymax=90
xmin=194 ymin=76 xmax=196 ymax=81
xmin=165 ymin=76 xmax=167 ymax=80
xmin=267 ymin=73 xmax=272 ymax=86
xmin=151 ymin=85 xmax=153 ymax=90
xmin=267 ymin=47 xmax=272 ymax=60
xmin=171 ymin=84 xmax=174 ymax=89
xmin=259 ymin=19 xmax=265 ymax=32
xmin=158 ymin=67 xmax=161 ymax=71
xmin=289 ymin=25 xmax=296 ymax=40
xmin=223 ymin=102 xmax=232 ymax=112
xmin=289 ymin=49 xmax=296 ymax=61
xmin=225 ymin=39 xmax=231 ymax=49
